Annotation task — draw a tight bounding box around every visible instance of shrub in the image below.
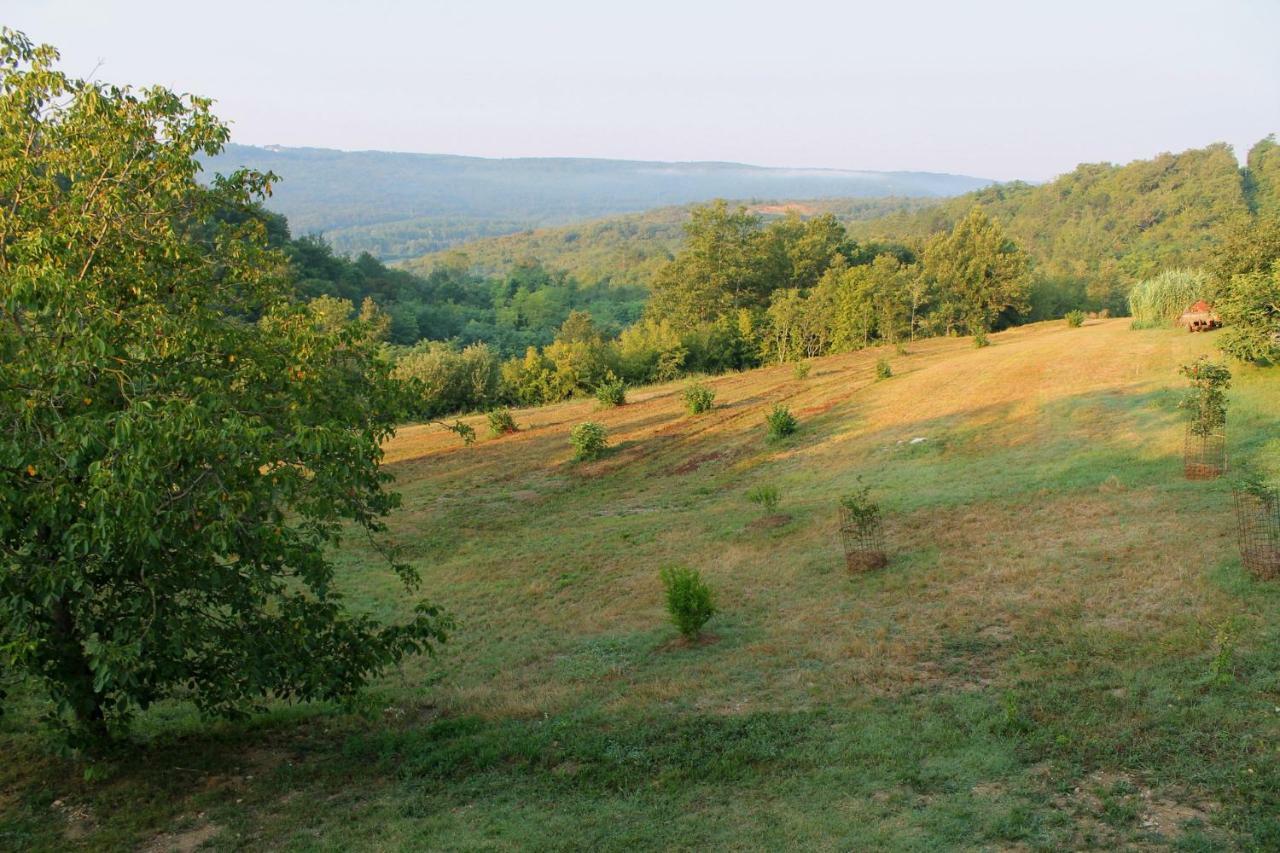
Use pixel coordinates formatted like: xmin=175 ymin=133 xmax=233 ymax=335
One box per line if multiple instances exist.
xmin=1216 ymin=266 xmax=1280 ymax=363
xmin=746 ymin=484 xmax=780 ymax=514
xmin=840 ymin=483 xmax=882 ymax=536
xmin=1065 ymin=309 xmax=1085 ymax=328
xmin=1129 ymin=268 xmax=1212 ymax=329
xmin=595 ymin=373 xmax=627 ymax=408
xmin=569 ymin=421 xmax=609 ymax=461
xmin=973 ymin=330 xmax=990 ymax=348
xmin=683 ymin=381 xmax=716 ymax=414
xmin=793 ymin=361 xmax=811 ymax=380
xmin=659 ymin=566 xmax=715 ymax=640
xmin=487 ymin=408 xmax=518 ymax=437
xmin=1179 ymin=357 xmax=1231 ymax=437
xmin=876 ymin=358 xmax=893 ymax=380
xmin=765 ymin=404 xmax=797 ymax=440
xmin=393 ymin=341 xmax=501 ymax=418
xmin=439 ymin=420 xmax=476 ymax=446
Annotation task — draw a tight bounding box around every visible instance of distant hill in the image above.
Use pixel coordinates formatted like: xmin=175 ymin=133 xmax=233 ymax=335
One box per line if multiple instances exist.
xmin=199 ymin=144 xmax=993 ymax=259
xmin=405 ymin=141 xmax=1271 ymax=309
xmin=845 ymin=142 xmax=1261 ymax=305
xmin=400 ymin=197 xmax=942 ymax=286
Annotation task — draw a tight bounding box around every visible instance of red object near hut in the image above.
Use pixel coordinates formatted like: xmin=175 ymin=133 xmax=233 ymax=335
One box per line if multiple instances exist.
xmin=1178 ymin=300 xmax=1220 ymax=332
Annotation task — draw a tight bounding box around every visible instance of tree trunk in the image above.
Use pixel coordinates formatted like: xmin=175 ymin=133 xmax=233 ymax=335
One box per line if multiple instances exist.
xmin=50 ymin=597 xmax=108 ymax=741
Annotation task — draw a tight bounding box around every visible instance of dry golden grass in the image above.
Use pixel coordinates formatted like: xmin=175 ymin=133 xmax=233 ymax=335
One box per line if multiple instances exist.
xmin=366 ymin=319 xmax=1268 ymax=723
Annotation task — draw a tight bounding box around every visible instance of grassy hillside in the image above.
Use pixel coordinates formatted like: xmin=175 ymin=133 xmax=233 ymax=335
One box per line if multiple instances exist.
xmin=201 ymin=145 xmax=989 ymax=260
xmin=3 ymin=322 xmax=1280 ymax=849
xmin=401 ymin=197 xmax=942 ymax=285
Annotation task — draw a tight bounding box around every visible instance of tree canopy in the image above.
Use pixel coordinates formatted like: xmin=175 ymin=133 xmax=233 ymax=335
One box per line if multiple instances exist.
xmin=0 ymin=30 xmax=449 ymax=740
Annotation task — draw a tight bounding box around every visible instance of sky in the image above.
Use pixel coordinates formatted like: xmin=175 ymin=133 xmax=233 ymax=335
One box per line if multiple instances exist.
xmin=8 ymin=0 xmax=1279 ymax=182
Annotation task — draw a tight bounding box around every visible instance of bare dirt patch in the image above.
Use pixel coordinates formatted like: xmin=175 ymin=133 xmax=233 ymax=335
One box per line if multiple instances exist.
xmin=671 ymin=450 xmax=726 ymax=475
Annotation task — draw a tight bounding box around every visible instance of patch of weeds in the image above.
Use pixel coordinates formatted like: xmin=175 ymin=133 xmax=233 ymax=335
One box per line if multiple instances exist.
xmin=746 ymin=484 xmax=780 ymax=514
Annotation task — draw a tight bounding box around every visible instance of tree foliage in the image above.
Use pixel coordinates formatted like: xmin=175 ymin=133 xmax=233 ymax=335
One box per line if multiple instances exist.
xmin=0 ymin=31 xmax=449 ymax=740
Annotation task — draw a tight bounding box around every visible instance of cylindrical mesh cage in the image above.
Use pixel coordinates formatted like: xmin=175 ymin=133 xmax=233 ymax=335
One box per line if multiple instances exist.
xmin=1234 ymin=488 xmax=1280 ymax=581
xmin=839 ymin=506 xmax=887 ymax=573
xmin=1184 ymin=424 xmax=1226 ymax=480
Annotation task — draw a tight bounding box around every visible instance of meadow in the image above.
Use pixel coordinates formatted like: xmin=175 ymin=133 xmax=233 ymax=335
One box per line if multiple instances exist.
xmin=3 ymin=319 xmax=1279 ymax=850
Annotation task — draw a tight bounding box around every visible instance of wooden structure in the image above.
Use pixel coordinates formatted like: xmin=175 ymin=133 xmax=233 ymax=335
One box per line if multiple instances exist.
xmin=1178 ymin=300 xmax=1220 ymax=332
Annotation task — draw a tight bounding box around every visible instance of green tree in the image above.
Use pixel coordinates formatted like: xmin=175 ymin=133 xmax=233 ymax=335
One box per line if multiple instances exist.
xmin=647 ymin=201 xmax=774 ymax=328
xmin=0 ymin=31 xmax=450 ymax=741
xmin=923 ymin=206 xmax=1031 ymax=334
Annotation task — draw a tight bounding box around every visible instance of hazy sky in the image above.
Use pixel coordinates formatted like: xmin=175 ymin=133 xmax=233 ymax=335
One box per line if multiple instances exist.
xmin=8 ymin=0 xmax=1279 ymax=181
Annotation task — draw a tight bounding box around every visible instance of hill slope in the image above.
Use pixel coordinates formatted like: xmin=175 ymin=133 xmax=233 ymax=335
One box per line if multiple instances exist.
xmin=6 ymin=321 xmax=1278 ymax=848
xmin=200 ymin=144 xmax=991 ymax=259
xmin=405 ymin=142 xmax=1262 ymax=306
xmin=400 ymin=197 xmax=938 ymax=285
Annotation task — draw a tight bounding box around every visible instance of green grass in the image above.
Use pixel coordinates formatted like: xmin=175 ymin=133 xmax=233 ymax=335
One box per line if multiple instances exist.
xmin=3 ymin=321 xmax=1279 ymax=850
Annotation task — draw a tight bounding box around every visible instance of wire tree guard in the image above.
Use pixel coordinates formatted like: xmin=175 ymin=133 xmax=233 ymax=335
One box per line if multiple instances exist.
xmin=839 ymin=504 xmax=887 ymax=573
xmin=1234 ymin=487 xmax=1280 ymax=581
xmin=1184 ymin=423 xmax=1226 ymax=480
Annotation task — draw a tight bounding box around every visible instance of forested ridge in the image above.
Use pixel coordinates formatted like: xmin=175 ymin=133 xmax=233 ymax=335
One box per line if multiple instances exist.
xmin=258 ymin=137 xmax=1279 ymax=419
xmin=406 ymin=139 xmax=1277 ymax=314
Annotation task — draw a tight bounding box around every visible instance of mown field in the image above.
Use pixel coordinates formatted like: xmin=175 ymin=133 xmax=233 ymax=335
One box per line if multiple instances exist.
xmin=3 ymin=319 xmax=1279 ymax=851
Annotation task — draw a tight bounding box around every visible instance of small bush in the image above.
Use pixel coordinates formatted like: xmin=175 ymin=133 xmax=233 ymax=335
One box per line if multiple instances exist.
xmin=746 ymin=484 xmax=780 ymax=514
xmin=659 ymin=565 xmax=715 ymax=640
xmin=765 ymin=404 xmax=797 ymax=441
xmin=875 ymin=358 xmax=892 ymax=380
xmin=840 ymin=483 xmax=882 ymax=536
xmin=1179 ymin=357 xmax=1231 ymax=437
xmin=1065 ymin=309 xmax=1085 ymax=328
xmin=683 ymin=381 xmax=716 ymax=415
xmin=793 ymin=361 xmax=811 ymax=380
xmin=487 ymin=408 xmax=518 ymax=436
xmin=595 ymin=373 xmax=627 ymax=408
xmin=973 ymin=330 xmax=990 ymax=348
xmin=570 ymin=421 xmax=609 ymax=461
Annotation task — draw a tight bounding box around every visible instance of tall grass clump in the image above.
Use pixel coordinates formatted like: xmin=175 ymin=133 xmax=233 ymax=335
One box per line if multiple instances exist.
xmin=683 ymin=381 xmax=715 ymax=414
xmin=1129 ymin=268 xmax=1211 ymax=329
xmin=746 ymin=484 xmax=780 ymax=514
xmin=659 ymin=566 xmax=715 ymax=640
xmin=875 ymin=358 xmax=892 ymax=380
xmin=1065 ymin=309 xmax=1085 ymax=328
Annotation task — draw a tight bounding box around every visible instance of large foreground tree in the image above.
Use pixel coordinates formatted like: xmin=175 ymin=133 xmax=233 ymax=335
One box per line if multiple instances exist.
xmin=0 ymin=31 xmax=449 ymax=741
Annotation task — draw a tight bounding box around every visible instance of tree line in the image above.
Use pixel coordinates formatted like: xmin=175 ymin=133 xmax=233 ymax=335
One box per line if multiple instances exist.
xmin=390 ymin=200 xmax=1033 ymax=415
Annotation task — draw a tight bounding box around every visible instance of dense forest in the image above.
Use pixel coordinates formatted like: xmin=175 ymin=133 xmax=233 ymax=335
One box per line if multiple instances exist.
xmin=404 ymin=140 xmax=1277 ymax=317
xmin=401 ymin=197 xmax=941 ymax=286
xmin=268 ymin=137 xmax=1280 ymax=419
